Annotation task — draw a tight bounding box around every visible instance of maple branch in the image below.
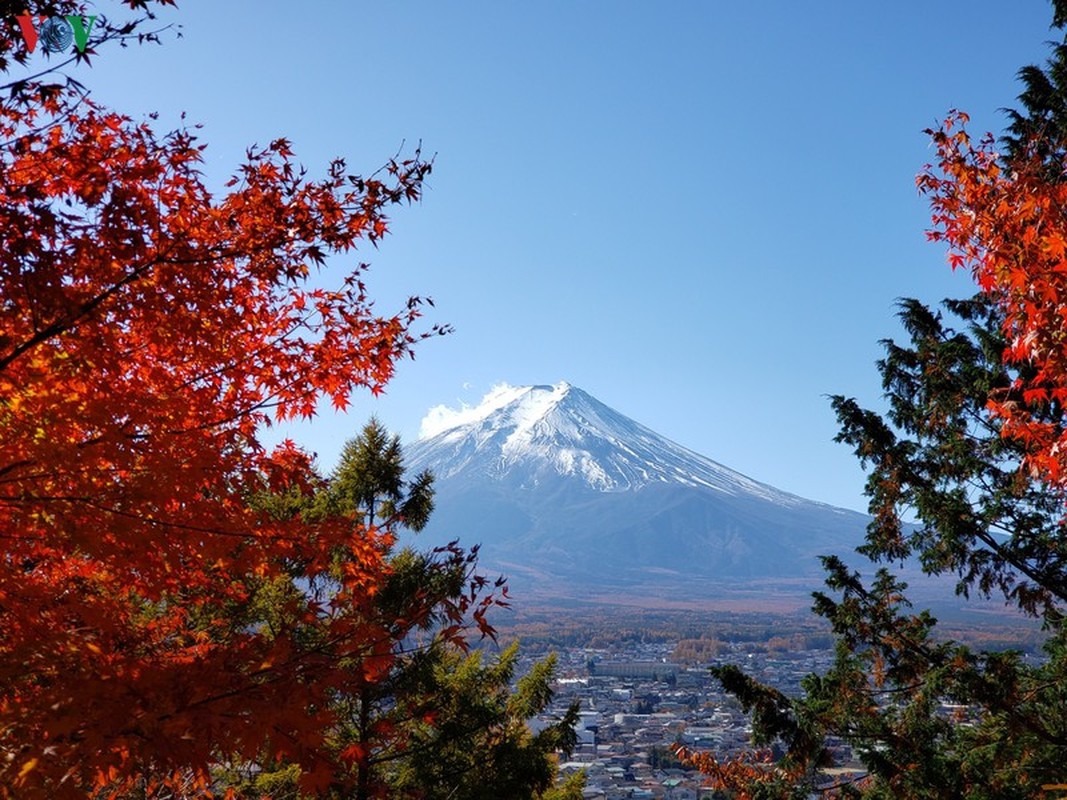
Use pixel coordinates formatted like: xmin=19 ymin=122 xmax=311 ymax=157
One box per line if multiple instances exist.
xmin=77 ymin=497 xmax=298 ymax=542
xmin=0 ymin=253 xmax=163 ymax=373
xmin=0 ymin=79 xmax=90 ymax=150
xmin=0 ymin=458 xmax=36 ymax=480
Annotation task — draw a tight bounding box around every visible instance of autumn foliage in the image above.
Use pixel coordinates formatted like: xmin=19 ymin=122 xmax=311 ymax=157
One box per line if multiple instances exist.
xmin=680 ymin=112 xmax=1067 ymax=800
xmin=681 ymin=7 xmax=1067 ymax=795
xmin=917 ymin=110 xmax=1067 ymax=495
xmin=674 ymin=745 xmax=786 ymax=798
xmin=0 ymin=4 xmax=465 ymax=796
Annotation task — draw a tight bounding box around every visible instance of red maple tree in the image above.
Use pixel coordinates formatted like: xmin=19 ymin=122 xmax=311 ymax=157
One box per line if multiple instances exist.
xmin=919 ymin=111 xmax=1067 ymax=492
xmin=0 ymin=3 xmax=458 ymax=796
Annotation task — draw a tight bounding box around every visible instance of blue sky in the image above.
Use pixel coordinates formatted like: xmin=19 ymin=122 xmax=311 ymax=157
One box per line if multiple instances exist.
xmin=46 ymin=1 xmax=1058 ymax=512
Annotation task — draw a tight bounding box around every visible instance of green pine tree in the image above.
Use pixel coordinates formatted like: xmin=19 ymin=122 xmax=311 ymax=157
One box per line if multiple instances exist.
xmin=389 ymin=643 xmax=581 ymax=799
xmin=216 ymin=419 xmax=580 ymax=799
xmin=697 ymin=4 xmax=1067 ymax=797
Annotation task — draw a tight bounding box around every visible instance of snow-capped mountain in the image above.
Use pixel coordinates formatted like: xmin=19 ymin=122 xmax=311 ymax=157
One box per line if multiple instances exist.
xmin=412 ymin=382 xmax=808 ymax=502
xmin=404 ymin=382 xmax=869 ymax=603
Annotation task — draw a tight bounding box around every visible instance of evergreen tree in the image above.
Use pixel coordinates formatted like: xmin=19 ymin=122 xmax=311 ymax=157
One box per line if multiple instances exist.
xmin=680 ymin=5 xmax=1067 ymax=797
xmin=1003 ymin=0 xmax=1067 ymax=168
xmin=390 ymin=643 xmax=581 ymax=799
xmin=219 ymin=419 xmax=580 ymax=799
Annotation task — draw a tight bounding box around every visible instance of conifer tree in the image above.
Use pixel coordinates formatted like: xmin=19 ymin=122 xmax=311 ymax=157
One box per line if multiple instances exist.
xmin=219 ymin=420 xmax=581 ymax=799
xmin=680 ymin=4 xmax=1067 ymax=797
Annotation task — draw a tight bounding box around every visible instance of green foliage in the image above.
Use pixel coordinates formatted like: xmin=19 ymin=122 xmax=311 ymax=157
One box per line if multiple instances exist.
xmin=830 ymin=296 xmax=1067 ymax=617
xmin=702 ymin=7 xmax=1067 ymax=793
xmin=390 ymin=643 xmax=581 ymax=799
xmin=314 ymin=418 xmax=434 ymax=533
xmin=1004 ymin=0 xmax=1067 ymax=167
xmin=541 ymin=771 xmax=586 ymax=800
xmin=797 ymin=558 xmax=1067 ymax=798
xmin=708 ymin=298 xmax=1067 ymax=799
xmin=217 ymin=419 xmax=579 ymax=799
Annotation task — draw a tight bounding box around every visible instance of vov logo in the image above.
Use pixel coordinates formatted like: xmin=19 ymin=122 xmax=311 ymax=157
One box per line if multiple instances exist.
xmin=14 ymin=14 xmax=97 ymax=54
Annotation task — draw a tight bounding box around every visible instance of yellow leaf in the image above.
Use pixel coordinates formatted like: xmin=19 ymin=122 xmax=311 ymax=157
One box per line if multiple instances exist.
xmin=18 ymin=757 xmax=38 ymax=780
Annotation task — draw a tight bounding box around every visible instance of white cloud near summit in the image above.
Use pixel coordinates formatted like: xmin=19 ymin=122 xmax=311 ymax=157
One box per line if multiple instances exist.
xmin=418 ymin=383 xmax=528 ymax=439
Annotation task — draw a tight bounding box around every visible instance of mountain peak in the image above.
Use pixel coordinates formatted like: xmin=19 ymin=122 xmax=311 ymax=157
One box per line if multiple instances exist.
xmin=409 ymin=382 xmax=809 ymax=503
xmin=531 ymin=381 xmax=568 ymax=392
xmin=418 ymin=382 xmax=572 ymax=440
xmin=404 ymin=381 xmax=868 ymax=596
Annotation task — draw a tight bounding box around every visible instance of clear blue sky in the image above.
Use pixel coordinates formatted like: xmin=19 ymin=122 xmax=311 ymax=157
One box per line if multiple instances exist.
xmin=52 ymin=1 xmax=1058 ymax=513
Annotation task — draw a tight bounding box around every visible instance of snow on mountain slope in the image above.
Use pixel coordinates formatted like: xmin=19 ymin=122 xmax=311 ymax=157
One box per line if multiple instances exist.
xmin=409 ymin=381 xmax=823 ymax=507
xmin=398 ymin=384 xmax=966 ymax=609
